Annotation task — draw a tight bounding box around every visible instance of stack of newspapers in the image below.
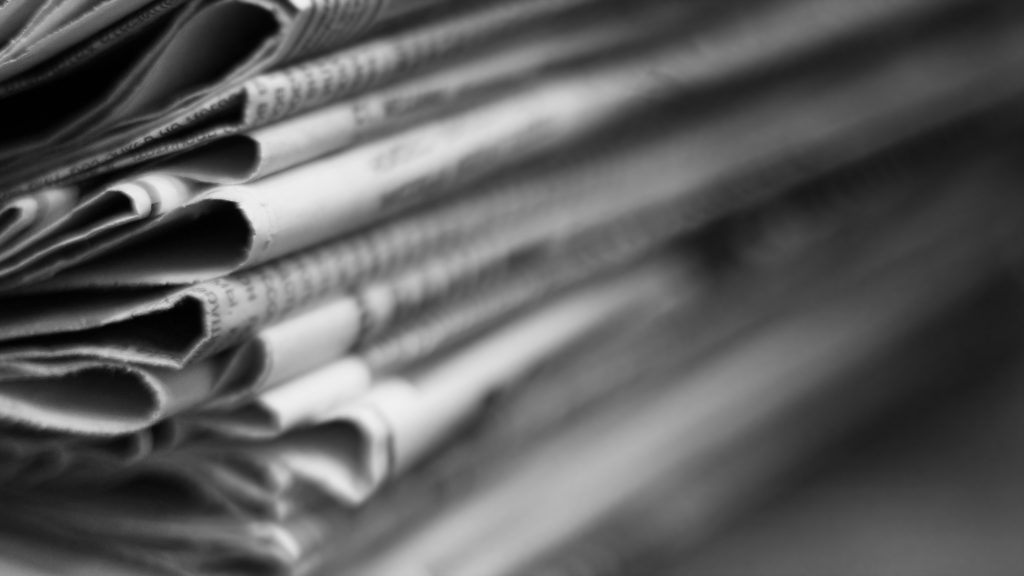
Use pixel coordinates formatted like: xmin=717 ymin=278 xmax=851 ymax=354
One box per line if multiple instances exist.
xmin=2 ymin=0 xmax=1024 ymax=574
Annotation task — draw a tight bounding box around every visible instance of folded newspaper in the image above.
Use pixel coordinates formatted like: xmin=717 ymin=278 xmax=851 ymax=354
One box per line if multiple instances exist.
xmin=1 ymin=1 xmax=1023 ymax=575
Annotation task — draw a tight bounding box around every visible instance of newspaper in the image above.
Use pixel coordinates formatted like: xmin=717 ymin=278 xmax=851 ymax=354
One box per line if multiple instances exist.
xmin=14 ymin=2 xmax=1024 ymax=293
xmin=0 ymin=154 xmax=724 ymax=438
xmin=9 ymin=67 xmax=640 ymax=286
xmin=4 ymin=132 xmax=1024 ymax=576
xmin=1 ymin=12 xmax=1022 ymax=367
xmin=352 ymin=247 xmax=1015 ymax=576
xmin=157 ymin=0 xmax=692 ymax=184
xmin=0 ymin=357 xmax=220 ymax=436
xmin=523 ymin=296 xmax=1023 ymax=576
xmin=0 ymin=187 xmax=78 ymax=254
xmin=0 ymin=0 xmax=207 ymax=158
xmin=181 ymin=109 xmax=1024 ymax=443
xmin=0 ymin=1 xmax=682 ymax=286
xmin=146 ymin=256 xmax=689 ymax=516
xmin=73 ymin=0 xmax=458 ymax=133
xmin=4 ymin=3 xmax=1024 ymax=574
xmin=0 ymin=0 xmax=164 ymax=84
xmin=0 ymin=152 xmax=610 ymax=367
xmin=0 ymin=205 xmax=696 ymax=480
xmin=180 ymin=175 xmax=712 ymax=434
xmin=0 ymin=0 xmax=605 ymax=197
xmin=0 ymin=0 xmax=454 ymax=162
xmin=183 ymin=212 xmax=705 ymax=441
xmin=308 ymin=295 xmax=718 ymax=572
xmin=63 ymin=144 xmax=1024 ymax=573
xmin=0 ymin=256 xmax=687 ymax=530
xmin=174 ymin=181 xmax=583 ymax=410
xmin=0 ymin=0 xmax=963 ymax=197
xmin=0 ymin=258 xmax=778 ymax=573
xmin=0 ymin=162 xmax=745 ymax=367
xmin=349 ymin=172 xmax=1024 ymax=576
xmin=0 ymin=0 xmax=188 ymax=98
xmin=0 ymin=158 xmax=652 ymax=439
xmin=23 ymin=420 xmax=174 ymax=470
xmin=183 ymin=139 xmax=932 ymax=442
xmin=0 ymin=161 xmax=668 ymax=373
xmin=9 ymin=251 xmax=1023 ymax=576
xmin=0 ymin=0 xmax=45 ymax=47
xmin=3 ymin=0 xmax=997 ymax=288
xmin=115 ymin=0 xmax=602 ymax=134
xmin=0 ymin=174 xmax=202 ymax=281
xmin=1 ymin=489 xmax=312 ymax=575
xmin=192 ymin=118 xmax=974 ymax=439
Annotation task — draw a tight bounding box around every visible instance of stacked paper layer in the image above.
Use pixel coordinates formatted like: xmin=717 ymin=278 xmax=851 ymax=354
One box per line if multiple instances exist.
xmin=1 ymin=1 xmax=1024 ymax=574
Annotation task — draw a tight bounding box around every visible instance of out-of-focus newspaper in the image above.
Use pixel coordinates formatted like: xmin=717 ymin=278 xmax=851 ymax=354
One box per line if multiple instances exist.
xmin=351 ymin=218 xmax=1024 ymax=576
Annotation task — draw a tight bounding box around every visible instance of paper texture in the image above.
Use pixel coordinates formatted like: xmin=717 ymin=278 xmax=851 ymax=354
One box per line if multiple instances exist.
xmin=3 ymin=3 xmax=1024 ymax=576
xmin=0 ymin=1 xmax=683 ymax=288
xmin=0 ymin=174 xmax=201 ymax=283
xmin=0 ymin=0 xmax=604 ymax=197
xmin=354 ymin=259 xmax=1009 ymax=576
xmin=0 ymin=358 xmax=219 ymax=435
xmin=4 ymin=3 xmax=1019 ymax=291
xmin=25 ymin=132 xmax=1023 ymax=575
xmin=3 ymin=141 xmax=1023 ymax=576
xmin=2 ymin=6 xmax=1021 ymax=358
xmin=150 ymin=257 xmax=689 ymax=512
xmin=158 ymin=1 xmax=690 ymax=184
xmin=0 ymin=0 xmax=963 ymax=196
xmin=0 ymin=0 xmax=47 ymax=47
xmin=0 ymin=0 xmax=163 ymax=83
xmin=0 ymin=187 xmax=78 ymax=255
xmin=186 ymin=213 xmax=703 ymax=441
xmin=0 ymin=0 xmax=189 ymax=99
xmin=5 ymin=0 xmax=1017 ymax=289
xmin=0 ymin=142 xmax=704 ymax=429
xmin=0 ymin=0 xmax=451 ymax=152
